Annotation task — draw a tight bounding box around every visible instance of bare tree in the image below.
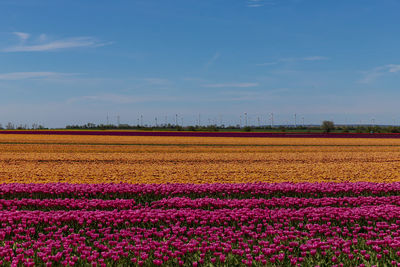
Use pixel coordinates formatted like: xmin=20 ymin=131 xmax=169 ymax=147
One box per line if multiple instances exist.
xmin=321 ymin=120 xmax=335 ymax=133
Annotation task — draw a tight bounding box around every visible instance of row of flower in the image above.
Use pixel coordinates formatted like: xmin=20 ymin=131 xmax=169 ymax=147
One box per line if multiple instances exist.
xmin=1 ymin=183 xmax=400 ymax=266
xmin=1 ymin=182 xmax=400 ymax=200
xmin=1 ymin=205 xmax=400 ymax=266
xmin=3 ymin=195 xmax=400 ymax=211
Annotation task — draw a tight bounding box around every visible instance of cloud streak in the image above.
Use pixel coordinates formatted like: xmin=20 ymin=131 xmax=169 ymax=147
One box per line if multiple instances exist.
xmin=246 ymin=0 xmax=273 ymax=7
xmin=215 ymin=88 xmax=289 ymax=101
xmin=3 ymin=32 xmax=110 ymax=52
xmin=257 ymin=56 xmax=329 ymax=66
xmin=0 ymin=72 xmax=76 ymax=80
xmin=204 ymin=82 xmax=259 ymax=88
xmin=13 ymin=32 xmax=30 ymax=42
xmin=359 ymin=64 xmax=400 ymax=84
xmin=68 ymin=93 xmax=178 ymax=104
xmin=302 ymin=56 xmax=329 ymax=61
xmin=205 ymin=52 xmax=220 ymax=68
xmin=143 ymin=78 xmax=170 ymax=85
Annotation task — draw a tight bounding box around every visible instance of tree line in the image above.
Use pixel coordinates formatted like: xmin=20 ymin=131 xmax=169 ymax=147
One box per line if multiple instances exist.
xmin=0 ymin=123 xmax=47 ymax=130
xmin=64 ymin=121 xmax=400 ymax=133
xmin=2 ymin=121 xmax=400 ymax=133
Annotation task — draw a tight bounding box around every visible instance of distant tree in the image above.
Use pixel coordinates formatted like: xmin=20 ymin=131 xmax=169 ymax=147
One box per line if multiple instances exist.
xmin=390 ymin=126 xmax=400 ymax=133
xmin=204 ymin=125 xmax=219 ymax=132
xmin=321 ymin=120 xmax=335 ymax=133
xmin=355 ymin=126 xmax=366 ymax=133
xmin=86 ymin=123 xmax=96 ymax=129
xmin=6 ymin=122 xmax=14 ymax=130
xmin=342 ymin=126 xmax=350 ymax=133
xmin=0 ymin=124 xmax=3 ymax=129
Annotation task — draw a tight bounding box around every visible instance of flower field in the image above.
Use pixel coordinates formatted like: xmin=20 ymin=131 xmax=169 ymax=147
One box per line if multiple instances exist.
xmin=2 ymin=134 xmax=400 ymax=183
xmin=2 ymin=183 xmax=400 ymax=266
xmin=2 ymin=133 xmax=400 ymax=266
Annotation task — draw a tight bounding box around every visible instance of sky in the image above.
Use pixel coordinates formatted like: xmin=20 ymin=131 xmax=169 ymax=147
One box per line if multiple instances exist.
xmin=1 ymin=0 xmax=400 ymax=127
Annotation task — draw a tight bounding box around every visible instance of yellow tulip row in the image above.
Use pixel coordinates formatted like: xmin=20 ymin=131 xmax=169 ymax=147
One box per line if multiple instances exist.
xmin=0 ymin=134 xmax=399 ymax=184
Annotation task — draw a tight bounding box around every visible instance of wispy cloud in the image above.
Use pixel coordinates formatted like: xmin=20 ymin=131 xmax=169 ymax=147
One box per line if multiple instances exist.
xmin=3 ymin=32 xmax=110 ymax=52
xmin=213 ymin=88 xmax=289 ymax=101
xmin=359 ymin=64 xmax=400 ymax=84
xmin=205 ymin=52 xmax=220 ymax=68
xmin=257 ymin=56 xmax=329 ymax=66
xmin=0 ymin=72 xmax=76 ymax=80
xmin=68 ymin=93 xmax=178 ymax=104
xmin=204 ymin=82 xmax=259 ymax=88
xmin=246 ymin=0 xmax=279 ymax=7
xmin=302 ymin=56 xmax=329 ymax=61
xmin=387 ymin=64 xmax=400 ymax=73
xmin=256 ymin=62 xmax=278 ymax=66
xmin=38 ymin=34 xmax=47 ymax=42
xmin=143 ymin=78 xmax=170 ymax=85
xmin=246 ymin=0 xmax=305 ymax=8
xmin=13 ymin=32 xmax=30 ymax=42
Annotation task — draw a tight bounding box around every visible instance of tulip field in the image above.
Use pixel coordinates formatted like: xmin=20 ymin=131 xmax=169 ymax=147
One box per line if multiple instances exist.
xmin=3 ymin=183 xmax=400 ymax=266
xmin=3 ymin=134 xmax=400 ymax=184
xmin=2 ymin=133 xmax=400 ymax=266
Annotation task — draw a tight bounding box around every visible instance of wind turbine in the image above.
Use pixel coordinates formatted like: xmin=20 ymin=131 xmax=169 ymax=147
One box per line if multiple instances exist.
xmin=270 ymin=113 xmax=274 ymax=128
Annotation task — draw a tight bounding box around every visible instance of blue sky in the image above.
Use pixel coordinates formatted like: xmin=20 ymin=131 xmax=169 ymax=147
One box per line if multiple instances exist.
xmin=1 ymin=0 xmax=400 ymax=127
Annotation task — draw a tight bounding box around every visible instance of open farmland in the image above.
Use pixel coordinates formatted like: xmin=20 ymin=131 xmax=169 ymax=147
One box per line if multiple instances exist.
xmin=1 ymin=134 xmax=400 ymax=183
xmin=2 ymin=133 xmax=400 ymax=266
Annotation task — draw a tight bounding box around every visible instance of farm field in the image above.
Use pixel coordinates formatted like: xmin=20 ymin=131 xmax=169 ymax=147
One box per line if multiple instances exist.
xmin=2 ymin=183 xmax=400 ymax=266
xmin=2 ymin=133 xmax=400 ymax=266
xmin=1 ymin=134 xmax=400 ymax=183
